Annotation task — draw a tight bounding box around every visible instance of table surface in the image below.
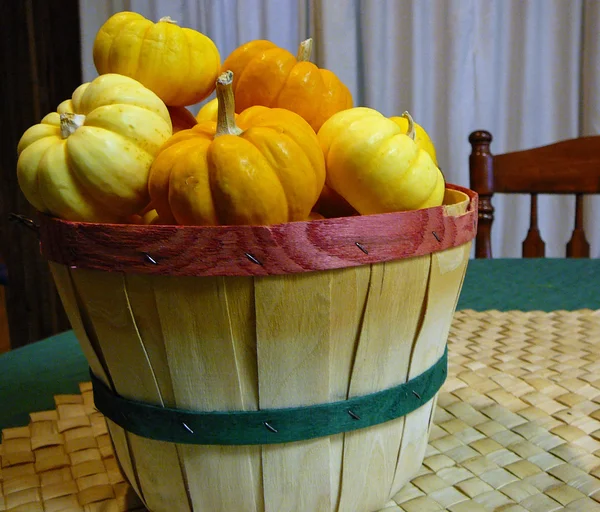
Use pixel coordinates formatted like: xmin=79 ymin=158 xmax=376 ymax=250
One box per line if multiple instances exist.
xmin=1 ymin=258 xmax=599 ymax=431
xmin=2 ymin=306 xmax=600 ymax=511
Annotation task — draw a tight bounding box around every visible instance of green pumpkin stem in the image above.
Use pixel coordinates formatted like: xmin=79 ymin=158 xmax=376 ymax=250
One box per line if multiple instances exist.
xmin=215 ymin=71 xmax=243 ymax=137
xmin=59 ymin=113 xmax=86 ymax=139
xmin=297 ymin=38 xmax=313 ymax=61
xmin=401 ymin=111 xmax=416 ymax=141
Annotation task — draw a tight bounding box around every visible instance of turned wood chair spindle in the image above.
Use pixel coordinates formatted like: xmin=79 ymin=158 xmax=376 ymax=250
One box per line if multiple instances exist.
xmin=468 ymin=131 xmax=600 ymax=258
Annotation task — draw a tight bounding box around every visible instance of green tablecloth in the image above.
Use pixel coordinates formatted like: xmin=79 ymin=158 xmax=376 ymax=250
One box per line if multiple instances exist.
xmin=1 ymin=258 xmax=598 ymax=430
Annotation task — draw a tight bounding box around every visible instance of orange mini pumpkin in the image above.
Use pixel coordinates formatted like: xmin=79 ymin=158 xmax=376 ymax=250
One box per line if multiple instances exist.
xmin=149 ymin=71 xmax=326 ymax=226
xmin=221 ymin=38 xmax=352 ymax=132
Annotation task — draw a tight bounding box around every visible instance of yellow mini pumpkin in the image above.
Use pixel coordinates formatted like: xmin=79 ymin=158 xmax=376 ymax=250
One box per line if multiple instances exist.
xmin=221 ymin=38 xmax=352 ymax=132
xmin=17 ymin=73 xmax=172 ymax=223
xmin=389 ymin=115 xmax=438 ymax=165
xmin=149 ymin=71 xmax=326 ymax=226
xmin=195 ymin=97 xmax=240 ymax=124
xmin=93 ymin=11 xmax=220 ymax=107
xmin=318 ymin=108 xmax=444 ymax=214
xmin=195 ymin=98 xmax=219 ymax=122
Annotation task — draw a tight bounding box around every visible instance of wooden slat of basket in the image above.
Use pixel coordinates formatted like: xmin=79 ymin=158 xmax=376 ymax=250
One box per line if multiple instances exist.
xmin=337 ymin=256 xmax=430 ymax=512
xmin=215 ymin=276 xmax=263 ymax=507
xmin=121 ymin=273 xmax=193 ymax=510
xmin=392 ymin=242 xmax=470 ymax=496
xmin=48 ymin=263 xmax=144 ymax=506
xmin=48 ymin=264 xmax=110 ymax=387
xmin=256 ymin=271 xmax=333 ymax=512
xmin=389 ymin=199 xmax=472 ymax=499
xmin=328 ymin=265 xmax=371 ymax=504
xmin=154 ymin=275 xmax=261 ymax=512
xmin=123 ymin=274 xmax=177 ymax=406
xmin=67 ymin=269 xmax=189 ymax=511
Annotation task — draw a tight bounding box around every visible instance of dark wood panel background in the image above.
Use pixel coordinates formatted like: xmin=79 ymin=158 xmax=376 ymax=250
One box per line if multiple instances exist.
xmin=0 ymin=0 xmax=83 ymax=348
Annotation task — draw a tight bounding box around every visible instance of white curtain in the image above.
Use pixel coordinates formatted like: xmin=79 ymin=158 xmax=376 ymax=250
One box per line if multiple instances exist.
xmin=79 ymin=0 xmax=600 ymax=257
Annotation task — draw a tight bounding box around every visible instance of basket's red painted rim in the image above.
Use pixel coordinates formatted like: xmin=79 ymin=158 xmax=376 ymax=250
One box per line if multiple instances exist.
xmin=38 ymin=184 xmax=478 ymax=277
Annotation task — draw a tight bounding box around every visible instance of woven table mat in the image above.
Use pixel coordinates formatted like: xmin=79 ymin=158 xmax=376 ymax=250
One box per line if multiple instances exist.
xmin=2 ymin=309 xmax=600 ymax=512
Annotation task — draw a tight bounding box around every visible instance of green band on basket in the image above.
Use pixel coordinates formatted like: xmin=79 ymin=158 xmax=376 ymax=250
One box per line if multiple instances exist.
xmin=91 ymin=346 xmax=447 ymax=446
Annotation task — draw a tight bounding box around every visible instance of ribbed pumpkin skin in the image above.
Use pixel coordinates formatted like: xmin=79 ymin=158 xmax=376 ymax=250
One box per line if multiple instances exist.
xmin=93 ymin=11 xmax=221 ymax=107
xmin=148 ymin=105 xmax=326 ymax=226
xmin=222 ymin=40 xmax=353 ymax=132
xmin=389 ymin=116 xmax=438 ymax=165
xmin=318 ymin=107 xmax=445 ymax=215
xmin=17 ymin=74 xmax=172 ymax=223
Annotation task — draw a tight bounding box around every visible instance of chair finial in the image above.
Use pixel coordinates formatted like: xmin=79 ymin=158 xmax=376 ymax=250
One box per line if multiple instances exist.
xmin=469 ymin=130 xmax=492 ymax=145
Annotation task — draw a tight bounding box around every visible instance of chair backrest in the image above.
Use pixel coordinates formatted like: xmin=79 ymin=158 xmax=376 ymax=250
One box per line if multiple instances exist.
xmin=468 ymin=130 xmax=600 ymax=258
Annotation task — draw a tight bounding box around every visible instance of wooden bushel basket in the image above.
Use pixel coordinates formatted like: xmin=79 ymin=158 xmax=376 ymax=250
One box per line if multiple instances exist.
xmin=39 ymin=184 xmax=477 ymax=512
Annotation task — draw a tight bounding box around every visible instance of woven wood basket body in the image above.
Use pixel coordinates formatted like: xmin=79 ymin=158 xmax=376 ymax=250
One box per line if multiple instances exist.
xmin=38 ymin=185 xmax=477 ymax=512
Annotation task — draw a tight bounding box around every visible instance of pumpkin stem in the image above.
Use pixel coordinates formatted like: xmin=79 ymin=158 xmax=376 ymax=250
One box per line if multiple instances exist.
xmin=215 ymin=71 xmax=243 ymax=137
xmin=60 ymin=113 xmax=86 ymax=139
xmin=158 ymin=16 xmax=178 ymax=24
xmin=402 ymin=111 xmax=416 ymax=141
xmin=297 ymin=38 xmax=313 ymax=61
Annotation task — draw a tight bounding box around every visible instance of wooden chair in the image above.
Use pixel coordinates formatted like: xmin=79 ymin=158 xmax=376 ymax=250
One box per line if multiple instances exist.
xmin=468 ymin=131 xmax=600 ymax=258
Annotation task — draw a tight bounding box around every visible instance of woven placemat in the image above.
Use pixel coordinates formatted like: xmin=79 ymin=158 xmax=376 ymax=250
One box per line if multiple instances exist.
xmin=2 ymin=309 xmax=600 ymax=512
xmin=0 ymin=380 xmax=145 ymax=512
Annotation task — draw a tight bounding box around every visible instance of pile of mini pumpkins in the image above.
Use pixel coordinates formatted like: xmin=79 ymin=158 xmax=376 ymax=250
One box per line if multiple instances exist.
xmin=16 ymin=11 xmax=445 ymax=226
